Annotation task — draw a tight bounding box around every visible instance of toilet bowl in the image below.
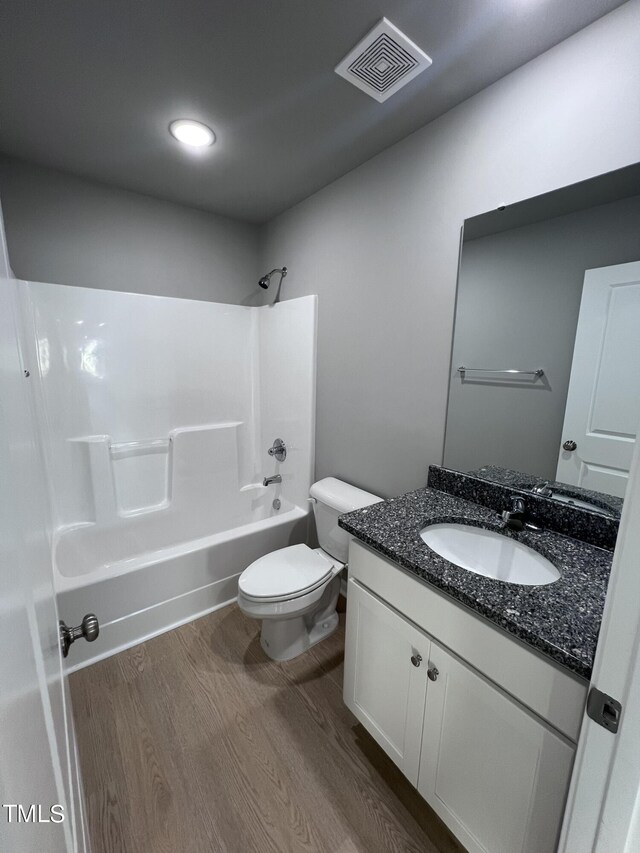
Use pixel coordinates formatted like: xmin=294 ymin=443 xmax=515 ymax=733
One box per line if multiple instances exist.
xmin=237 ymin=477 xmax=382 ymax=661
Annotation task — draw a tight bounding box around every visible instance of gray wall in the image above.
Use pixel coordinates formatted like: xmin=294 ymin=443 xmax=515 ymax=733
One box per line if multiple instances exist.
xmin=445 ymin=194 xmax=640 ymax=480
xmin=0 ymin=157 xmax=260 ymax=303
xmin=260 ymin=1 xmax=640 ymax=498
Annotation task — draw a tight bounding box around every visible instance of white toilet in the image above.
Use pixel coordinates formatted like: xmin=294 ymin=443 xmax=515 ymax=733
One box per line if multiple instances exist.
xmin=237 ymin=477 xmax=382 ymax=661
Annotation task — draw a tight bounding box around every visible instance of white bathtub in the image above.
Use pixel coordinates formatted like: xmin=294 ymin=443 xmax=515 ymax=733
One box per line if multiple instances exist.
xmin=57 ymin=504 xmax=310 ymax=671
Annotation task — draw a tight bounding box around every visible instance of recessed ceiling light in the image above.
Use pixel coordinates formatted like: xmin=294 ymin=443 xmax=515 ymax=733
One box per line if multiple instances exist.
xmin=169 ymin=119 xmax=215 ymax=148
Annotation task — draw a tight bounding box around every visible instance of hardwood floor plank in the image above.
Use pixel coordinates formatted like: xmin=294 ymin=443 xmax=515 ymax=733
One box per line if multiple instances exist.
xmin=70 ymin=603 xmax=465 ymax=853
xmin=70 ymin=676 xmax=137 ymax=852
xmin=158 ymin=621 xmax=331 ymax=852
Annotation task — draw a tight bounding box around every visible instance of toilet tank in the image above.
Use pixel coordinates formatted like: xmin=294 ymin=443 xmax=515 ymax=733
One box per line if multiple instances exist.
xmin=310 ymin=477 xmax=382 ymax=563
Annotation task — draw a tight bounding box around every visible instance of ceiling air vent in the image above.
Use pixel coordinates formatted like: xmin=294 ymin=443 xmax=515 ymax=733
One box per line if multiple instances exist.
xmin=335 ymin=18 xmax=432 ymax=103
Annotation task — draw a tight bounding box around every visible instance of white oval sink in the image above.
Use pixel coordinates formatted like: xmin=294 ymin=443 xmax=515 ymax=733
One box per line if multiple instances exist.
xmin=420 ymin=523 xmax=560 ymax=586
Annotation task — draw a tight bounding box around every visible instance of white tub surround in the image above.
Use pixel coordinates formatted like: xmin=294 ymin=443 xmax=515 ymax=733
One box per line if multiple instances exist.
xmin=19 ymin=282 xmax=317 ymax=668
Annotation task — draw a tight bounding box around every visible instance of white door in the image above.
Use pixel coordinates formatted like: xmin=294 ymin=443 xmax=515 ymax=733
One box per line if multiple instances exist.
xmin=0 ymin=276 xmax=85 ymax=853
xmin=344 ymin=579 xmax=430 ymax=785
xmin=417 ymin=640 xmax=575 ymax=853
xmin=556 ymin=260 xmax=640 ymax=497
xmin=559 ymin=435 xmax=640 ymax=853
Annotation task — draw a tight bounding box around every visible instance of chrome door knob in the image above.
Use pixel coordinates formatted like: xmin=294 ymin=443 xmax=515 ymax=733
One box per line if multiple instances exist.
xmin=59 ymin=613 xmax=100 ymax=658
xmin=410 ymin=653 xmax=422 ymax=667
xmin=427 ymin=666 xmax=439 ymax=682
xmin=563 ymin=440 xmax=577 ymax=452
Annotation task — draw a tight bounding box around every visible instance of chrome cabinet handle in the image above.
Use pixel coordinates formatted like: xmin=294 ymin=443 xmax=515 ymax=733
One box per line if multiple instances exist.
xmin=59 ymin=613 xmax=100 ymax=658
xmin=428 ymin=666 xmax=439 ymax=682
xmin=411 ymin=653 xmax=422 ymax=667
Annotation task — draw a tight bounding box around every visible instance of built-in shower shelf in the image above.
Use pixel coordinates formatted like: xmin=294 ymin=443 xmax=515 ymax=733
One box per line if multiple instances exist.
xmin=69 ymin=422 xmax=245 ymax=522
xmin=110 ymin=438 xmax=171 ymax=459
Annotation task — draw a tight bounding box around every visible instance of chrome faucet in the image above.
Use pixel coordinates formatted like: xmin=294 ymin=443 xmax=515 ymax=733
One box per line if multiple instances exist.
xmin=531 ymin=480 xmax=553 ymax=497
xmin=263 ymin=474 xmax=282 ymax=487
xmin=502 ymin=496 xmax=526 ymax=531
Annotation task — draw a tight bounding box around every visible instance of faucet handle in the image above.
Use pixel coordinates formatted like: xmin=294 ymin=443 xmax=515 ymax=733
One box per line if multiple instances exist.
xmin=502 ymin=495 xmax=526 ymax=531
xmin=267 ymin=438 xmax=287 ymax=462
xmin=532 ymin=481 xmax=553 ymax=497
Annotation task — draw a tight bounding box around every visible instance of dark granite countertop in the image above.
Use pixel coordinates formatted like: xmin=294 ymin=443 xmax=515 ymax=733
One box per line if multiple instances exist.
xmin=339 ymin=486 xmax=613 ymax=679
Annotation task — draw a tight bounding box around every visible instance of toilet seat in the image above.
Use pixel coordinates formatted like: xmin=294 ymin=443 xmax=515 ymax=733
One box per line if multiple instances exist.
xmin=238 ymin=544 xmax=335 ymax=602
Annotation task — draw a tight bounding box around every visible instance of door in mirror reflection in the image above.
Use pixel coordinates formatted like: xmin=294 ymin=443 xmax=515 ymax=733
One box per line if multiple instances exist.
xmin=557 ymin=261 xmax=640 ymax=498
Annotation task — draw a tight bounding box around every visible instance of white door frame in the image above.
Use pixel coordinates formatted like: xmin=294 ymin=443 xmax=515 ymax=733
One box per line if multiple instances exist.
xmin=560 ymin=431 xmax=640 ymax=851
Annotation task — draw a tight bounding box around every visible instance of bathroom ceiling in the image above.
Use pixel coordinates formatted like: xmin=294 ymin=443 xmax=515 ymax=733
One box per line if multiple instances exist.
xmin=0 ymin=0 xmax=627 ymax=224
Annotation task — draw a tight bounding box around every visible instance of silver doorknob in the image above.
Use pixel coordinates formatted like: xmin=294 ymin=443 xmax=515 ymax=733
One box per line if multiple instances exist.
xmin=59 ymin=613 xmax=100 ymax=658
xmin=428 ymin=666 xmax=439 ymax=682
xmin=411 ymin=653 xmax=422 ymax=667
xmin=563 ymin=440 xmax=577 ymax=452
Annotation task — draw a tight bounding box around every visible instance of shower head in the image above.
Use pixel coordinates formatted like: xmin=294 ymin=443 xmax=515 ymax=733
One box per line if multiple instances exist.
xmin=258 ymin=266 xmax=287 ymax=289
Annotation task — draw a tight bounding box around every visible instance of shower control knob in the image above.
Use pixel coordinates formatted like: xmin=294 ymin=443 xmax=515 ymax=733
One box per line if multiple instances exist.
xmin=267 ymin=438 xmax=287 ymax=462
xmin=59 ymin=613 xmax=100 ymax=658
xmin=563 ymin=440 xmax=577 ymax=452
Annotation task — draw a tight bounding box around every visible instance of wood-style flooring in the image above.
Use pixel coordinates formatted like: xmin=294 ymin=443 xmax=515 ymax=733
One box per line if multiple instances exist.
xmin=70 ymin=603 xmax=465 ymax=853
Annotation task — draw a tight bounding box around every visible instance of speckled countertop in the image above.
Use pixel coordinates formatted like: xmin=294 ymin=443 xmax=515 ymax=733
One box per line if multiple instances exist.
xmin=339 ymin=487 xmax=613 ymax=679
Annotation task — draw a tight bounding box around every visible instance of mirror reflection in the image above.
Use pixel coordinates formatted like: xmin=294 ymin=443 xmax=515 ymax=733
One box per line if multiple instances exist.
xmin=444 ymin=163 xmax=640 ymax=511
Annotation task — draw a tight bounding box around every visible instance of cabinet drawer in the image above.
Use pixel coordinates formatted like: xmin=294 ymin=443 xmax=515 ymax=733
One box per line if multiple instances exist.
xmin=348 ymin=539 xmax=587 ymax=741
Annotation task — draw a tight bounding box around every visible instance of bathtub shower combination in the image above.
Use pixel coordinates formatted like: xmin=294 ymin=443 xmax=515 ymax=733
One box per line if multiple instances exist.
xmin=19 ymin=282 xmax=317 ymax=668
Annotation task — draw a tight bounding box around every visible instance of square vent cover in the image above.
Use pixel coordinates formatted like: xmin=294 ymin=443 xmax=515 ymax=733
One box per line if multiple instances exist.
xmin=335 ymin=18 xmax=432 ymax=103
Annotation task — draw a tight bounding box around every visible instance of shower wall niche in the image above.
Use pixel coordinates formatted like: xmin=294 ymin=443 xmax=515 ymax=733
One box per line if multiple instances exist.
xmin=19 ymin=282 xmax=316 ymax=666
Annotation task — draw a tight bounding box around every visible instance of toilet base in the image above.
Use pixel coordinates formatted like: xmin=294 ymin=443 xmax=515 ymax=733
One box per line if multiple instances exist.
xmin=260 ymin=610 xmax=339 ymax=661
xmin=259 ymin=576 xmax=341 ymax=661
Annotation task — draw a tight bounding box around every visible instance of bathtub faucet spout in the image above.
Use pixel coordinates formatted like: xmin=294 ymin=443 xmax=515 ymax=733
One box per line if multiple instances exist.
xmin=263 ymin=475 xmax=282 ymax=487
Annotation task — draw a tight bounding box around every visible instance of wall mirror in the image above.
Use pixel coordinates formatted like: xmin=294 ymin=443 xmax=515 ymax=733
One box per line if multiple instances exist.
xmin=443 ymin=162 xmax=640 ymax=515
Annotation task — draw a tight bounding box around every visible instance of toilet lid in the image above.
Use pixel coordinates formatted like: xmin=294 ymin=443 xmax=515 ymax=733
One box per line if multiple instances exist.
xmin=239 ymin=544 xmax=334 ymax=600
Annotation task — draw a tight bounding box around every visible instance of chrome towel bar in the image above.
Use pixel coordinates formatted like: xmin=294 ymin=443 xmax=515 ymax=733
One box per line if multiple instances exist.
xmin=457 ymin=366 xmax=544 ymax=378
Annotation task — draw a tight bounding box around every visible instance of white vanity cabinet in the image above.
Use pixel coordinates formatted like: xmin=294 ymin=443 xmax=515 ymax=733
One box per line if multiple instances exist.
xmin=344 ymin=540 xmax=587 ymax=853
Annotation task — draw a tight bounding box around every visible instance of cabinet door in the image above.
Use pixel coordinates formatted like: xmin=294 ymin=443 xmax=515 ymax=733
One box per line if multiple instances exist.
xmin=344 ymin=579 xmax=430 ymax=785
xmin=418 ymin=641 xmax=575 ymax=853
